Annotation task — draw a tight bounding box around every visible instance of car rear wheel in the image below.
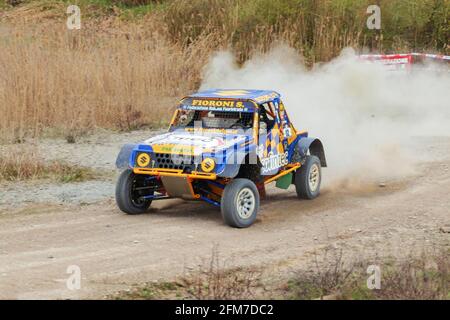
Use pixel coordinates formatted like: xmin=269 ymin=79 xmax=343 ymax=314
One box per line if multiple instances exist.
xmin=294 ymin=155 xmax=321 ymax=199
xmin=115 ymin=169 xmax=153 ymax=214
xmin=221 ymin=179 xmax=260 ymax=228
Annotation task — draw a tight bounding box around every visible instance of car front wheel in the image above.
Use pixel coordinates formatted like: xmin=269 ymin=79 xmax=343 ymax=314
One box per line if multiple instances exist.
xmin=221 ymin=178 xmax=260 ymax=228
xmin=115 ymin=169 xmax=153 ymax=214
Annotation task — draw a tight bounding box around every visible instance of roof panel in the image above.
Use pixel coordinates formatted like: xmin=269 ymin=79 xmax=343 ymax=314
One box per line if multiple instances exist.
xmin=188 ymin=89 xmax=281 ymax=104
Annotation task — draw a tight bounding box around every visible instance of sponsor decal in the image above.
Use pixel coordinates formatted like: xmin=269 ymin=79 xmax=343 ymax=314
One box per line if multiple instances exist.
xmin=283 ymin=125 xmax=293 ymax=138
xmin=184 ymin=127 xmax=240 ymax=135
xmin=145 ymin=132 xmax=248 ymax=156
xmin=191 ymin=99 xmax=245 ymax=108
xmin=152 ymin=144 xmax=197 ymax=155
xmin=254 ymin=92 xmax=279 ymax=103
xmin=201 ymin=158 xmax=216 ymax=173
xmin=147 ymin=133 xmax=223 ymax=148
xmin=180 ymin=98 xmax=255 ymax=112
xmin=136 ymin=153 xmax=151 ymax=167
xmin=182 ymin=105 xmax=251 ymax=112
xmin=261 ymin=151 xmax=288 ymax=174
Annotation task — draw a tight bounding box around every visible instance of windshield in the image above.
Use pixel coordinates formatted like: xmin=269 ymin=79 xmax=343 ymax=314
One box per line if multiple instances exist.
xmin=171 ymin=109 xmax=254 ymax=130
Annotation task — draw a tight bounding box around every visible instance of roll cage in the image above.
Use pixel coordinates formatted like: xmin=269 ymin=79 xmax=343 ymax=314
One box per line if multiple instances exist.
xmin=169 ymin=96 xmax=296 ymax=147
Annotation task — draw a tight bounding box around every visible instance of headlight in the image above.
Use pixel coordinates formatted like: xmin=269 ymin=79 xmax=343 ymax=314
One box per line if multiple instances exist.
xmin=201 ymin=157 xmax=215 ymax=173
xmin=136 ymin=152 xmax=151 ymax=167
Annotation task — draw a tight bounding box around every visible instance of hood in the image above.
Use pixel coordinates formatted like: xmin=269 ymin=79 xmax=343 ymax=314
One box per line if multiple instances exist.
xmin=143 ymin=130 xmax=251 ymax=155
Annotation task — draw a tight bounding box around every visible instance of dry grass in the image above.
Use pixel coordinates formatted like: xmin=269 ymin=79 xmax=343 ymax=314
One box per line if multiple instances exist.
xmin=116 ymin=248 xmax=262 ymax=300
xmin=0 ymin=0 xmax=448 ymax=142
xmin=0 ymin=18 xmax=213 ymax=142
xmin=182 ymin=248 xmax=262 ymax=300
xmin=164 ymin=0 xmax=365 ymax=63
xmin=0 ymin=147 xmax=96 ymax=182
xmin=371 ymin=250 xmax=449 ymax=300
xmin=286 ymin=248 xmax=450 ymax=300
xmin=285 ymin=248 xmax=358 ymax=300
xmin=116 ymin=247 xmax=449 ymax=300
xmin=164 ymin=0 xmax=449 ymax=63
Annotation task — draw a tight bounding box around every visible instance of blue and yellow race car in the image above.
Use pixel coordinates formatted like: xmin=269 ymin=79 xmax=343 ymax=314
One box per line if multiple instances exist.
xmin=115 ymin=89 xmax=326 ymax=228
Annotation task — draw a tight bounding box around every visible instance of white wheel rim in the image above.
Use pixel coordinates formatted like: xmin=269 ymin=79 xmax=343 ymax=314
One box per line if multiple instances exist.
xmin=308 ymin=164 xmax=320 ymax=192
xmin=236 ymin=187 xmax=255 ymax=219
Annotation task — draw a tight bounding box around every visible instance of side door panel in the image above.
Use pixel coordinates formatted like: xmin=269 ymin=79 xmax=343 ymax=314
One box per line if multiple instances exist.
xmin=258 ymin=100 xmax=289 ymax=175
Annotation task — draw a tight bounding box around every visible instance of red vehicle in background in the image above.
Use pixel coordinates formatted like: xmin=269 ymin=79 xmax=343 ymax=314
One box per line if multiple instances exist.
xmin=358 ymin=53 xmax=450 ymax=72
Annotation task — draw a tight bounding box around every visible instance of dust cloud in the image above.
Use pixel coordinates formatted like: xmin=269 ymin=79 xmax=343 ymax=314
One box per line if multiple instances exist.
xmin=200 ymin=46 xmax=450 ymax=184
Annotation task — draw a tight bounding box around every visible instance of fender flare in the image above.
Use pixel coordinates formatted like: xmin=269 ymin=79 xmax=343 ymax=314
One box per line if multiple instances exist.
xmin=115 ymin=143 xmax=137 ymax=169
xmin=297 ymin=138 xmax=327 ymax=167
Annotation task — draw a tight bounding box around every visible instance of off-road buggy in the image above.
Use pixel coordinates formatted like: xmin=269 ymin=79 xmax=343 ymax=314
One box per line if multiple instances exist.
xmin=115 ymin=89 xmax=326 ymax=228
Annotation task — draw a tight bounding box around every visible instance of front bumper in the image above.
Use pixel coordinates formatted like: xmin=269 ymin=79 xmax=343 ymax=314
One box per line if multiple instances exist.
xmin=133 ymin=167 xmax=217 ymax=180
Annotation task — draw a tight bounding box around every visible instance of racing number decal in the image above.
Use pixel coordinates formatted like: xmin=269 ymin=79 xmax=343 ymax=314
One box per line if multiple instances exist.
xmin=279 ymin=102 xmax=298 ymax=146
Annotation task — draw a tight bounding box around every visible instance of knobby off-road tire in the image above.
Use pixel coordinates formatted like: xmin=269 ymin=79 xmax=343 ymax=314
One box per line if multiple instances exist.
xmin=221 ymin=178 xmax=260 ymax=228
xmin=294 ymin=155 xmax=322 ymax=199
xmin=115 ymin=169 xmax=153 ymax=214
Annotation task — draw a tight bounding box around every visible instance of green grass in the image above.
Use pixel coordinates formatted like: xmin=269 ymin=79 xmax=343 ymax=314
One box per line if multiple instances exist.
xmin=119 ymin=2 xmax=167 ymax=19
xmin=57 ymin=0 xmax=166 ymax=17
xmin=4 ymin=0 xmax=449 ymax=56
xmin=0 ymin=0 xmax=8 ymax=9
xmin=116 ymin=281 xmax=185 ymax=300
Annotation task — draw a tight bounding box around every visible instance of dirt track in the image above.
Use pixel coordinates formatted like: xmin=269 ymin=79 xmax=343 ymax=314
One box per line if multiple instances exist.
xmin=0 ymin=136 xmax=449 ymax=299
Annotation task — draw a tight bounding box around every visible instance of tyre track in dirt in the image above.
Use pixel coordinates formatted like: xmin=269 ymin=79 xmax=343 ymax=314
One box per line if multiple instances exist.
xmin=0 ymin=137 xmax=449 ymax=299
